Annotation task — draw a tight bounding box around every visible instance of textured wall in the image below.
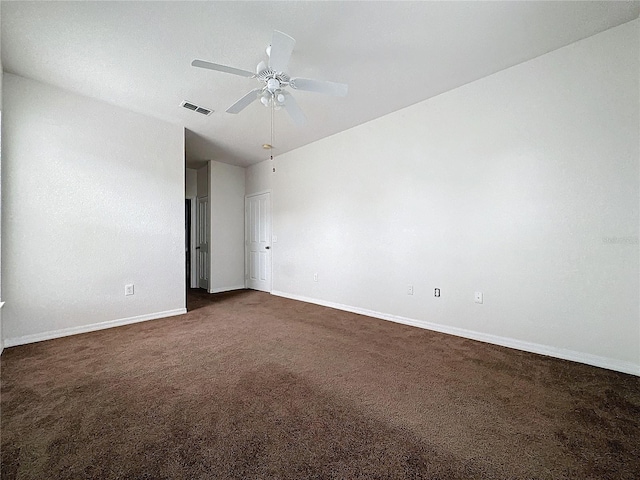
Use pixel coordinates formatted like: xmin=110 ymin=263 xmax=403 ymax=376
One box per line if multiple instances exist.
xmin=2 ymin=74 xmax=186 ymax=342
xmin=271 ymin=21 xmax=639 ymax=373
xmin=185 ymin=168 xmax=197 ymax=199
xmin=209 ymin=161 xmax=246 ymax=293
xmin=0 ymin=68 xmax=4 ymax=351
xmin=197 ymin=164 xmax=208 ymax=199
xmin=245 ymin=158 xmax=273 ymax=196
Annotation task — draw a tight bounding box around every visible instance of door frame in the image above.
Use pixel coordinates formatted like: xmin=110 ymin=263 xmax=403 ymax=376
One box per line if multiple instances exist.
xmin=245 ymin=190 xmax=272 ymax=293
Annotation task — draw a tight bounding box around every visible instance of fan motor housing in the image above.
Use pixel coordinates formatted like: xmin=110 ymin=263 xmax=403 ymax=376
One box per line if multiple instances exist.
xmin=257 ymin=67 xmax=290 ymax=84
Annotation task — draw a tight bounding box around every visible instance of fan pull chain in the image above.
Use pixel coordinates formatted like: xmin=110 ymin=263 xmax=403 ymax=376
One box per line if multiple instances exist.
xmin=270 ymin=97 xmax=275 ymax=168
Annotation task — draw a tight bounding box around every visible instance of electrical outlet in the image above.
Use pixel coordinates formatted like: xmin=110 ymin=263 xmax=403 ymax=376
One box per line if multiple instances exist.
xmin=125 ymin=284 xmax=134 ymax=296
xmin=435 ymin=288 xmax=440 ymax=297
xmin=313 ymin=273 xmax=318 ymax=282
xmin=474 ymin=292 xmax=483 ymax=304
xmin=408 ymin=285 xmax=414 ymax=295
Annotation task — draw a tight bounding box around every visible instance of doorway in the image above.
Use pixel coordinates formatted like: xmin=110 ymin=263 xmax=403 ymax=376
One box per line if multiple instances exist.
xmin=185 ymin=199 xmax=191 ymax=288
xmin=185 ymin=197 xmax=198 ymax=289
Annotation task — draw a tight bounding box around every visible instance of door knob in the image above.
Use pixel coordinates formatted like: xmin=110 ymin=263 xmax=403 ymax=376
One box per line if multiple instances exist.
xmin=265 ymin=246 xmax=270 ymax=250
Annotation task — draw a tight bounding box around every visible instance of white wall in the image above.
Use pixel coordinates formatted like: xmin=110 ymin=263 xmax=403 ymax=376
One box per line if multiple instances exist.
xmin=246 ymin=157 xmax=273 ymax=196
xmin=191 ymin=161 xmax=245 ymax=293
xmin=185 ymin=168 xmax=197 ymax=198
xmin=209 ymin=160 xmax=245 ymax=293
xmin=2 ymin=74 xmax=186 ymax=345
xmin=0 ymin=68 xmax=4 ymax=354
xmin=271 ymin=20 xmax=639 ymax=375
xmin=197 ymin=164 xmax=208 ymax=198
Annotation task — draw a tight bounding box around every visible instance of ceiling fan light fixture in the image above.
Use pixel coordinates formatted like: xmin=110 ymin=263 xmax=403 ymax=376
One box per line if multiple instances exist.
xmin=192 ymin=29 xmax=347 ymax=126
xmin=266 ymin=78 xmax=280 ymax=92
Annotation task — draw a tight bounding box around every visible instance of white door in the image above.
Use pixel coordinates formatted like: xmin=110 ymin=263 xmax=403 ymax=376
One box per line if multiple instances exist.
xmin=197 ymin=196 xmax=209 ymax=290
xmin=245 ymin=193 xmax=271 ymax=292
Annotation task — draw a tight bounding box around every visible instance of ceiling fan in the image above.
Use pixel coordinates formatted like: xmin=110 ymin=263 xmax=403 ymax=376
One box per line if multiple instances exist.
xmin=191 ymin=30 xmax=348 ymax=126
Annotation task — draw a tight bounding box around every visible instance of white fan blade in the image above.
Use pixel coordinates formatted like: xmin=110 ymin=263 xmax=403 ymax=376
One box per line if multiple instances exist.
xmin=226 ymin=88 xmax=262 ymax=114
xmin=268 ymin=31 xmax=295 ymax=73
xmin=289 ymin=77 xmax=348 ymax=97
xmin=192 ymin=59 xmax=255 ymax=78
xmin=282 ymin=91 xmax=306 ymax=126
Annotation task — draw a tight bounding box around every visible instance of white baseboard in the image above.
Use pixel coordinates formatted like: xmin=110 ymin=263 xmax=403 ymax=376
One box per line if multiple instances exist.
xmin=208 ymin=285 xmax=246 ymax=294
xmin=271 ymin=291 xmax=640 ymax=377
xmin=3 ymin=308 xmax=187 ymax=348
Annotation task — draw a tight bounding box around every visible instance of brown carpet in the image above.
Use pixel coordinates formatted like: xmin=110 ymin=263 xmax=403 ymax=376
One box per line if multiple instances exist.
xmin=1 ymin=289 xmax=639 ymax=479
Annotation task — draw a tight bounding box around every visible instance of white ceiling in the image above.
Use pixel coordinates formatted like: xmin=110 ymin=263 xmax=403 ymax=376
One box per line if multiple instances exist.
xmin=2 ymin=1 xmax=639 ymax=168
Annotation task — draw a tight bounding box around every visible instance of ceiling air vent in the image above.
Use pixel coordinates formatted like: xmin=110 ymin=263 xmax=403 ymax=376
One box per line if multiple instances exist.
xmin=181 ymin=101 xmax=212 ymax=116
